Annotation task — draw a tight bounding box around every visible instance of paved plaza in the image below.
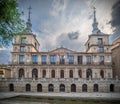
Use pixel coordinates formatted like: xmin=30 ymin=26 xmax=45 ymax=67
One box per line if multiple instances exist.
xmin=0 ymin=92 xmax=120 ymax=100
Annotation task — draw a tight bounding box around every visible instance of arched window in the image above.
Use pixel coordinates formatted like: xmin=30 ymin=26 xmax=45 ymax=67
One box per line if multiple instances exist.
xmin=82 ymin=84 xmax=87 ymax=92
xmin=48 ymin=84 xmax=54 ymax=92
xmin=26 ymin=84 xmax=31 ymax=92
xmin=110 ymin=84 xmax=114 ymax=92
xmin=71 ymin=84 xmax=76 ymax=92
xmin=93 ymin=84 xmax=98 ymax=92
xmin=60 ymin=70 xmax=64 ymax=78
xmin=69 ymin=70 xmax=73 ymax=78
xmin=32 ymin=68 xmax=38 ymax=80
xmin=78 ymin=70 xmax=82 ymax=78
xmin=86 ymin=69 xmax=92 ymax=79
xmin=19 ymin=68 xmax=24 ymax=79
xmin=9 ymin=84 xmax=14 ymax=91
xmin=60 ymin=84 xmax=65 ymax=92
xmin=43 ymin=70 xmax=46 ymax=78
xmin=100 ymin=70 xmax=104 ymax=78
xmin=37 ymin=84 xmax=42 ymax=92
xmin=51 ymin=70 xmax=55 ymax=78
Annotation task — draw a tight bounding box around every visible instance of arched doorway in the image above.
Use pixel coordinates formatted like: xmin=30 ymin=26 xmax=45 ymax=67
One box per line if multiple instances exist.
xmin=86 ymin=69 xmax=92 ymax=79
xmin=48 ymin=84 xmax=54 ymax=92
xmin=82 ymin=84 xmax=87 ymax=92
xmin=32 ymin=69 xmax=38 ymax=80
xmin=9 ymin=84 xmax=14 ymax=91
xmin=69 ymin=70 xmax=73 ymax=78
xmin=110 ymin=84 xmax=114 ymax=92
xmin=51 ymin=70 xmax=55 ymax=78
xmin=60 ymin=84 xmax=65 ymax=92
xmin=71 ymin=84 xmax=76 ymax=92
xmin=19 ymin=68 xmax=24 ymax=78
xmin=26 ymin=84 xmax=31 ymax=92
xmin=93 ymin=84 xmax=98 ymax=92
xmin=100 ymin=70 xmax=104 ymax=78
xmin=37 ymin=84 xmax=42 ymax=92
xmin=60 ymin=70 xmax=64 ymax=78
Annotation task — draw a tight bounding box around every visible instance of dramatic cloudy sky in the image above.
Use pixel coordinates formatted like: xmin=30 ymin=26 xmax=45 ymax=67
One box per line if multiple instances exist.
xmin=0 ymin=0 xmax=120 ymax=64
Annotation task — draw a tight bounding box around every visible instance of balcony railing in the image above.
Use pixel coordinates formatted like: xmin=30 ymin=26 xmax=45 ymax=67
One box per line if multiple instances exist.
xmin=0 ymin=77 xmax=119 ymax=82
xmin=11 ymin=61 xmax=112 ymax=66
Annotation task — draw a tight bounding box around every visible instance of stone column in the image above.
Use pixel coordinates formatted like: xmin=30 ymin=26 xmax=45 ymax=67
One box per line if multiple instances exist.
xmin=82 ymin=69 xmax=86 ymax=79
xmin=74 ymin=54 xmax=77 ymax=65
xmin=74 ymin=68 xmax=78 ymax=78
xmin=38 ymin=55 xmax=41 ymax=65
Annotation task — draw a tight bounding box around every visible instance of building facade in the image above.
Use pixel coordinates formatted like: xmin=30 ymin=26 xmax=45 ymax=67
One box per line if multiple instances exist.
xmin=0 ymin=8 xmax=120 ymax=93
xmin=0 ymin=65 xmax=11 ymax=78
xmin=111 ymin=37 xmax=120 ymax=78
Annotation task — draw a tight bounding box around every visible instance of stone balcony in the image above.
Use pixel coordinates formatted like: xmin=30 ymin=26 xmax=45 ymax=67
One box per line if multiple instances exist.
xmin=11 ymin=62 xmax=112 ymax=67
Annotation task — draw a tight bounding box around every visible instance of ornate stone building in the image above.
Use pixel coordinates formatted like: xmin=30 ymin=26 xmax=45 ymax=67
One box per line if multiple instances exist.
xmin=0 ymin=8 xmax=120 ymax=93
xmin=111 ymin=37 xmax=120 ymax=78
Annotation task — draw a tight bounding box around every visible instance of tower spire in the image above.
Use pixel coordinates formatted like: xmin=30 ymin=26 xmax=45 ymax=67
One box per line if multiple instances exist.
xmin=92 ymin=7 xmax=102 ymax=34
xmin=26 ymin=6 xmax=32 ymax=33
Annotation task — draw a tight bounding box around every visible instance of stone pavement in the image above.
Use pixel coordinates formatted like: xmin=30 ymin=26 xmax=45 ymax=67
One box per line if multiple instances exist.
xmin=0 ymin=92 xmax=120 ymax=100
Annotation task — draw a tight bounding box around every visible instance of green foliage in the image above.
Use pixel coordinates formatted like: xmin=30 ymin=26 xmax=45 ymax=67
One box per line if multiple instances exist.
xmin=0 ymin=0 xmax=25 ymax=46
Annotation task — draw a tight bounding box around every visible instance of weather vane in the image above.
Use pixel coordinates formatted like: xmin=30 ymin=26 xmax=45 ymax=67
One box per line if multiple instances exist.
xmin=28 ymin=6 xmax=32 ymax=20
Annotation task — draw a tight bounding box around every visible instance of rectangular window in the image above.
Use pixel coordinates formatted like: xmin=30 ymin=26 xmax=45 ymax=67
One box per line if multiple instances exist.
xmin=98 ymin=47 xmax=104 ymax=52
xmin=21 ymin=37 xmax=26 ymax=44
xmin=19 ymin=55 xmax=25 ymax=64
xmin=32 ymin=55 xmax=38 ymax=64
xmin=41 ymin=55 xmax=47 ymax=65
xmin=50 ymin=55 xmax=56 ymax=64
xmin=86 ymin=56 xmax=91 ymax=64
xmin=20 ymin=46 xmax=25 ymax=52
xmin=78 ymin=56 xmax=82 ymax=64
xmin=59 ymin=55 xmax=65 ymax=64
xmin=99 ymin=56 xmax=104 ymax=65
xmin=68 ymin=55 xmax=74 ymax=64
xmin=98 ymin=38 xmax=103 ymax=45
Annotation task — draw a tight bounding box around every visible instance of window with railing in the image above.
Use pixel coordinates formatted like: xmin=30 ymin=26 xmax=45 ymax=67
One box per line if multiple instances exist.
xmin=68 ymin=55 xmax=74 ymax=64
xmin=42 ymin=70 xmax=46 ymax=78
xmin=19 ymin=55 xmax=25 ymax=64
xmin=50 ymin=55 xmax=56 ymax=64
xmin=32 ymin=55 xmax=38 ymax=64
xmin=99 ymin=56 xmax=104 ymax=65
xmin=41 ymin=55 xmax=47 ymax=65
xmin=20 ymin=46 xmax=25 ymax=52
xmin=78 ymin=56 xmax=82 ymax=64
xmin=59 ymin=55 xmax=65 ymax=65
xmin=98 ymin=47 xmax=104 ymax=52
xmin=86 ymin=56 xmax=91 ymax=64
xmin=60 ymin=70 xmax=64 ymax=78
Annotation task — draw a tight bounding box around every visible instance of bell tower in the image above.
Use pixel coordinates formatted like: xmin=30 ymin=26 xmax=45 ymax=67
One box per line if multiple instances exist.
xmin=12 ymin=6 xmax=40 ymax=65
xmin=85 ymin=7 xmax=110 ymax=53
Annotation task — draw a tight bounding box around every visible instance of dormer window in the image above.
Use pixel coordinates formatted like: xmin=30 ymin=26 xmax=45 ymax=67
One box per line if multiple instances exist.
xmin=98 ymin=38 xmax=103 ymax=45
xmin=21 ymin=37 xmax=26 ymax=44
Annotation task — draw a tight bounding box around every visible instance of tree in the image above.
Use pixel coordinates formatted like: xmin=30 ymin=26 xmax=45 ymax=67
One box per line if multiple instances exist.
xmin=0 ymin=0 xmax=25 ymax=46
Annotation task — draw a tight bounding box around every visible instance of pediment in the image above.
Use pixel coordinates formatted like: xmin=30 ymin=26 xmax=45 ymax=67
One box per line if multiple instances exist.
xmin=49 ymin=47 xmax=76 ymax=55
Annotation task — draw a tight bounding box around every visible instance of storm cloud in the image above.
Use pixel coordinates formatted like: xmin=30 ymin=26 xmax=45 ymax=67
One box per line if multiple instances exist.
xmin=110 ymin=0 xmax=120 ymax=41
xmin=0 ymin=0 xmax=119 ymax=64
